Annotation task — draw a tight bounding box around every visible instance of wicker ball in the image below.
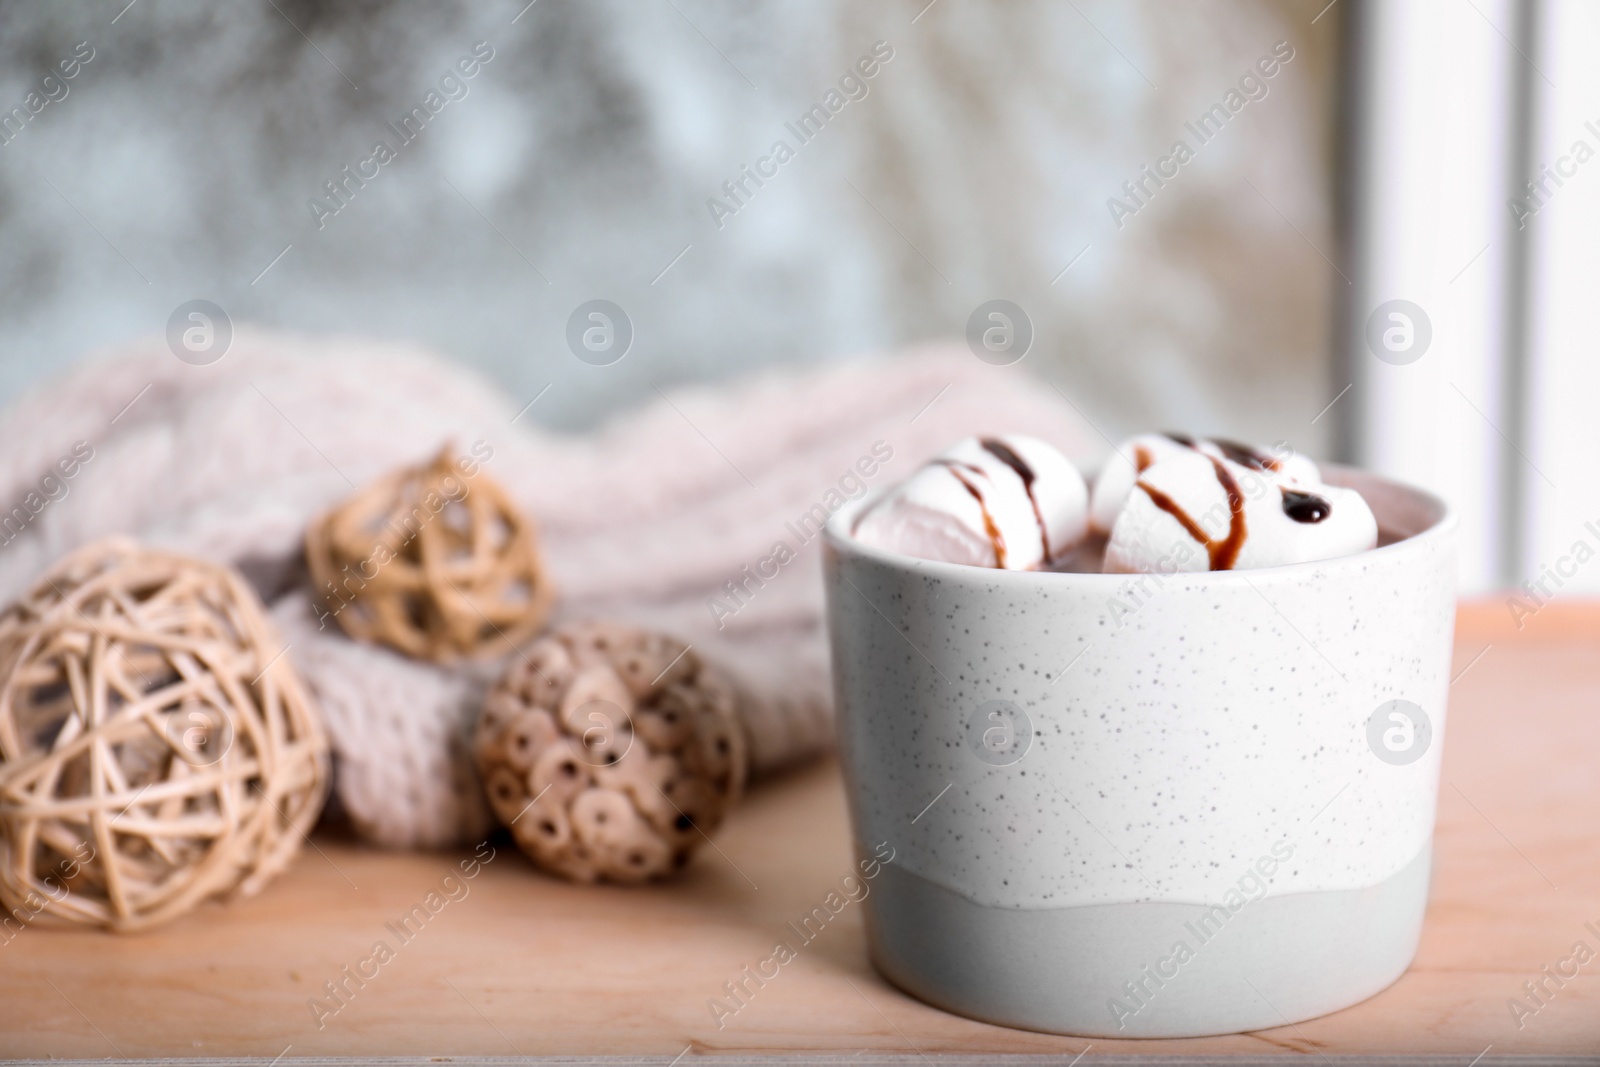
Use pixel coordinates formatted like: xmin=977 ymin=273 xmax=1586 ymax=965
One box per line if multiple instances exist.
xmin=0 ymin=538 xmax=330 ymax=932
xmin=474 ymin=621 xmax=748 ymax=883
xmin=305 ymin=446 xmax=555 ymax=663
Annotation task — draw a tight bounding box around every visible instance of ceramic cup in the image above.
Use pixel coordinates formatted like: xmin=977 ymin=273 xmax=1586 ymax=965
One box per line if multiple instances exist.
xmin=822 ymin=467 xmax=1456 ymax=1038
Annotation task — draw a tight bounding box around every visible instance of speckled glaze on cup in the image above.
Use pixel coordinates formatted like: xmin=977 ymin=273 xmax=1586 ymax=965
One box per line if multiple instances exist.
xmin=822 ymin=467 xmax=1456 ymax=1038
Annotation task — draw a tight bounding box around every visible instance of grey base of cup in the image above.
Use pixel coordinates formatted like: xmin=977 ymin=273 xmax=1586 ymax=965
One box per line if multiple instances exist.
xmin=864 ymin=843 xmax=1432 ymax=1039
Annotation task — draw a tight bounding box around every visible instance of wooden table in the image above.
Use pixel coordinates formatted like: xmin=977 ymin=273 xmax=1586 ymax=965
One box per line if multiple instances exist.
xmin=3 ymin=601 xmax=1598 ymax=1064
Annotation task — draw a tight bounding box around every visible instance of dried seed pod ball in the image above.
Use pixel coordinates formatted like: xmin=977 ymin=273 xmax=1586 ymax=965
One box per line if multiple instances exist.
xmin=305 ymin=446 xmax=555 ymax=663
xmin=0 ymin=538 xmax=330 ymax=932
xmin=474 ymin=622 xmax=747 ymax=883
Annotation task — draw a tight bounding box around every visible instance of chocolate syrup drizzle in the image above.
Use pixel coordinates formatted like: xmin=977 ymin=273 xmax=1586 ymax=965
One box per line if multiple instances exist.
xmin=934 ymin=459 xmax=1008 ymax=567
xmin=1280 ymin=486 xmax=1332 ymax=524
xmin=1136 ymin=455 xmax=1247 ymax=570
xmin=1209 ymin=436 xmax=1283 ymax=473
xmin=1152 ymin=432 xmax=1330 ymax=543
xmin=1162 ymin=431 xmax=1282 ymax=473
xmin=979 ymin=437 xmax=1052 ymax=561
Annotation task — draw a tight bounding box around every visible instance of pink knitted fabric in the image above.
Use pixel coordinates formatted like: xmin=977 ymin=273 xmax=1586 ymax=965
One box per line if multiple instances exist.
xmin=0 ymin=330 xmax=1096 ymax=846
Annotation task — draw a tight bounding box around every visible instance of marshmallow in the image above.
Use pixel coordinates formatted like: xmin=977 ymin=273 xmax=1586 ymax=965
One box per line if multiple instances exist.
xmin=1103 ymin=446 xmax=1377 ymax=573
xmin=853 ymin=435 xmax=1088 ymax=570
xmin=1089 ymin=433 xmax=1321 ymax=535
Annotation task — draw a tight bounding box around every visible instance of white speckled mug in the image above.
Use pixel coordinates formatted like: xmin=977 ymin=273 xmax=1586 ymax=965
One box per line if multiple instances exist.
xmin=822 ymin=468 xmax=1456 ymax=1038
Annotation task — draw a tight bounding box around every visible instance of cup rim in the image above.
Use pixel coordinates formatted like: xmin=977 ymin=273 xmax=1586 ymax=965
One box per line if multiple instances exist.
xmin=823 ymin=462 xmax=1456 ymax=588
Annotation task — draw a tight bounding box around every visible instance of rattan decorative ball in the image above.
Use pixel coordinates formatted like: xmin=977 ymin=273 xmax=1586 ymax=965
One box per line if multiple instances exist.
xmin=305 ymin=446 xmax=555 ymax=663
xmin=0 ymin=538 xmax=330 ymax=932
xmin=474 ymin=621 xmax=748 ymax=883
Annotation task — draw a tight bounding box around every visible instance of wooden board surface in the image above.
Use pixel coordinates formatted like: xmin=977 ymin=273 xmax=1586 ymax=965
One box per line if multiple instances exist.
xmin=2 ymin=601 xmax=1598 ymax=1062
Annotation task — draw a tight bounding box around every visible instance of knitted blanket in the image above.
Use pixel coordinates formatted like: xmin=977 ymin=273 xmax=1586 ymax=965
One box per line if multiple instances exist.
xmin=0 ymin=331 xmax=1094 ymax=847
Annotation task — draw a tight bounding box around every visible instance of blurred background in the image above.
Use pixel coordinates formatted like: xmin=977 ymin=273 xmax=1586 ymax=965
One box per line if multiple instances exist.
xmin=0 ymin=0 xmax=1593 ymax=598
xmin=0 ymin=2 xmax=1338 ymax=439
